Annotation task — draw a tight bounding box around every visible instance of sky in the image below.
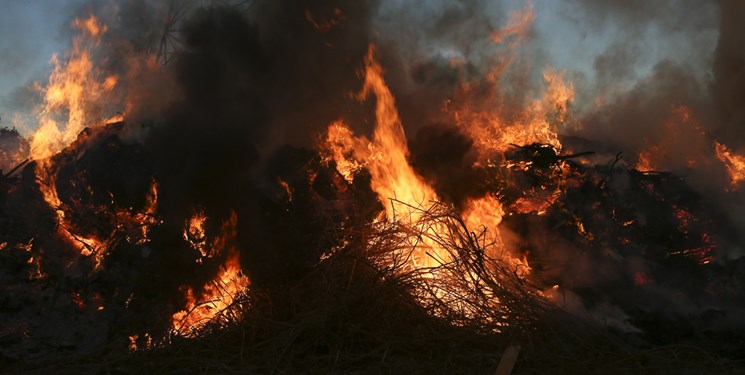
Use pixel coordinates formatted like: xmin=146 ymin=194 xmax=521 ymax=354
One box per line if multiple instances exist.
xmin=0 ymin=1 xmax=89 ymax=126
xmin=0 ymin=0 xmax=721 ymax=133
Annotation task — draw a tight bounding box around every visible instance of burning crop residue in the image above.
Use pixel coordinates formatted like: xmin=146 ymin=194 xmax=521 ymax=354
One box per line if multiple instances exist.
xmin=1 ymin=0 xmax=745 ymax=373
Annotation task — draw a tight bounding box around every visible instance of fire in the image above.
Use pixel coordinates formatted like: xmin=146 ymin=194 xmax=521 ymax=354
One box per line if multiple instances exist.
xmin=636 ymin=150 xmax=656 ymax=172
xmin=171 ymin=212 xmax=250 ymax=337
xmin=322 ymin=46 xmax=532 ymax=278
xmin=73 ymin=14 xmax=107 ymax=37
xmin=490 ymin=3 xmax=534 ymax=46
xmin=31 ymin=14 xmax=117 ymax=161
xmin=184 ymin=209 xmax=209 ymax=258
xmin=35 ymin=156 xmax=105 ymax=263
xmin=356 ymin=46 xmax=440 ymax=219
xmin=440 ymin=3 xmax=574 ymax=160
xmin=450 ymin=67 xmax=572 ymax=157
xmin=488 ymin=3 xmax=535 ymax=82
xmin=321 ymin=47 xmax=436 ymax=211
xmin=305 ymin=8 xmax=345 ymax=32
xmin=714 ymin=141 xmax=745 ymax=188
xmin=323 ymin=46 xmax=445 ymax=269
xmin=278 ymin=178 xmax=294 ymax=202
xmin=322 ymin=121 xmax=366 ymax=183
xmin=634 ymin=105 xmax=709 ymax=173
xmin=23 ymin=14 xmax=138 ymax=267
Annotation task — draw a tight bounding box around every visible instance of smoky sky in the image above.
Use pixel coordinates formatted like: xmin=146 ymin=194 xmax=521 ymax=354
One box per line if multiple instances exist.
xmin=2 ymin=0 xmax=743 ymax=202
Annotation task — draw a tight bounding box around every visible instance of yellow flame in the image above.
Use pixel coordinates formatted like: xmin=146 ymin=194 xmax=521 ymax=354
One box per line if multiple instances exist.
xmin=357 ymin=46 xmax=440 ymax=218
xmin=172 ymin=212 xmax=250 ymax=337
xmin=322 ymin=46 xmax=532 ymax=278
xmin=30 ymin=14 xmax=117 ymax=161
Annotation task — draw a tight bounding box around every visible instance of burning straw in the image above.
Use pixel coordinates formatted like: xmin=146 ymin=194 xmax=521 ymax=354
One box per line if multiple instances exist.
xmin=14 ymin=197 xmax=739 ymax=374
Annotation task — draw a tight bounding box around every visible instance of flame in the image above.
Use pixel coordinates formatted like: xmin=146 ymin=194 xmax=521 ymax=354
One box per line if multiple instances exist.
xmin=323 ymin=46 xmax=445 ymax=269
xmin=305 ymin=8 xmax=345 ymax=32
xmin=25 ymin=14 xmax=150 ymax=268
xmin=357 ymin=46 xmax=440 ymax=218
xmin=35 ymin=158 xmax=105 ymax=262
xmin=322 ymin=46 xmax=534 ymax=277
xmin=278 ymin=178 xmax=293 ymax=202
xmin=636 ymin=150 xmax=656 ymax=172
xmin=490 ymin=3 xmax=534 ymax=46
xmin=184 ymin=209 xmax=209 ymax=258
xmin=128 ymin=333 xmax=153 ymax=351
xmin=463 ymin=195 xmax=533 ymax=276
xmin=451 ymin=67 xmax=572 ymax=158
xmin=444 ymin=4 xmax=575 ymax=159
xmin=321 ymin=121 xmax=366 ymax=183
xmin=714 ymin=141 xmax=745 ymax=188
xmin=171 ymin=212 xmax=250 ymax=337
xmin=634 ymin=105 xmax=709 ymax=172
xmin=31 ymin=14 xmax=117 ymax=161
xmin=73 ymin=14 xmax=107 ymax=37
xmin=487 ymin=3 xmax=535 ymax=81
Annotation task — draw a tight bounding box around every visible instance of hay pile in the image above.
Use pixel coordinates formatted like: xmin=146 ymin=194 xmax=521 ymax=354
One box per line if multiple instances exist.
xmin=10 ymin=202 xmax=741 ymax=374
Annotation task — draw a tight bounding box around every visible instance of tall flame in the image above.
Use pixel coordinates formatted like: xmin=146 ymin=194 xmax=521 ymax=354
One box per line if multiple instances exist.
xmin=31 ymin=14 xmax=118 ymax=161
xmin=323 ymin=46 xmax=444 ymax=269
xmin=357 ymin=46 xmax=440 ymax=218
xmin=322 ymin=46 xmax=526 ymax=275
xmin=27 ymin=15 xmax=117 ymax=263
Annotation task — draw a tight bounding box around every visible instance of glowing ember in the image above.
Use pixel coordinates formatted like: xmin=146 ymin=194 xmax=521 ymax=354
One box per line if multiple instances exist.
xmin=450 ymin=68 xmax=571 ymax=157
xmin=278 ymin=178 xmax=293 ymax=202
xmin=305 ymin=8 xmax=345 ymax=32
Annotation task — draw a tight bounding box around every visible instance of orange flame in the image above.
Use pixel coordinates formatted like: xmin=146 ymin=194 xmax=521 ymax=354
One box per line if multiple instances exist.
xmin=323 ymin=46 xmax=530 ymax=276
xmin=171 ymin=212 xmax=250 ymax=337
xmin=31 ymin=14 xmax=117 ymax=161
xmin=184 ymin=209 xmax=209 ymax=259
xmin=635 ymin=150 xmax=656 ymax=172
xmin=445 ymin=3 xmax=574 ymax=159
xmin=450 ymin=67 xmax=572 ymax=158
xmin=323 ymin=46 xmax=444 ymax=269
xmin=356 ymin=46 xmax=440 ymax=218
xmin=634 ymin=105 xmax=709 ymax=173
xmin=715 ymin=141 xmax=745 ymax=188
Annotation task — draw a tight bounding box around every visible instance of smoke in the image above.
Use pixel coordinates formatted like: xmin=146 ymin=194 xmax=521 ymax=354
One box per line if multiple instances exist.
xmin=125 ymin=0 xmax=377 ymax=284
xmin=712 ymin=0 xmax=745 ymax=150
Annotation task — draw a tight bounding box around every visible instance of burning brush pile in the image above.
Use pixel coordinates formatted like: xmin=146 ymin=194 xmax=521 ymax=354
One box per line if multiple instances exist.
xmin=2 ymin=1 xmax=745 ymax=373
